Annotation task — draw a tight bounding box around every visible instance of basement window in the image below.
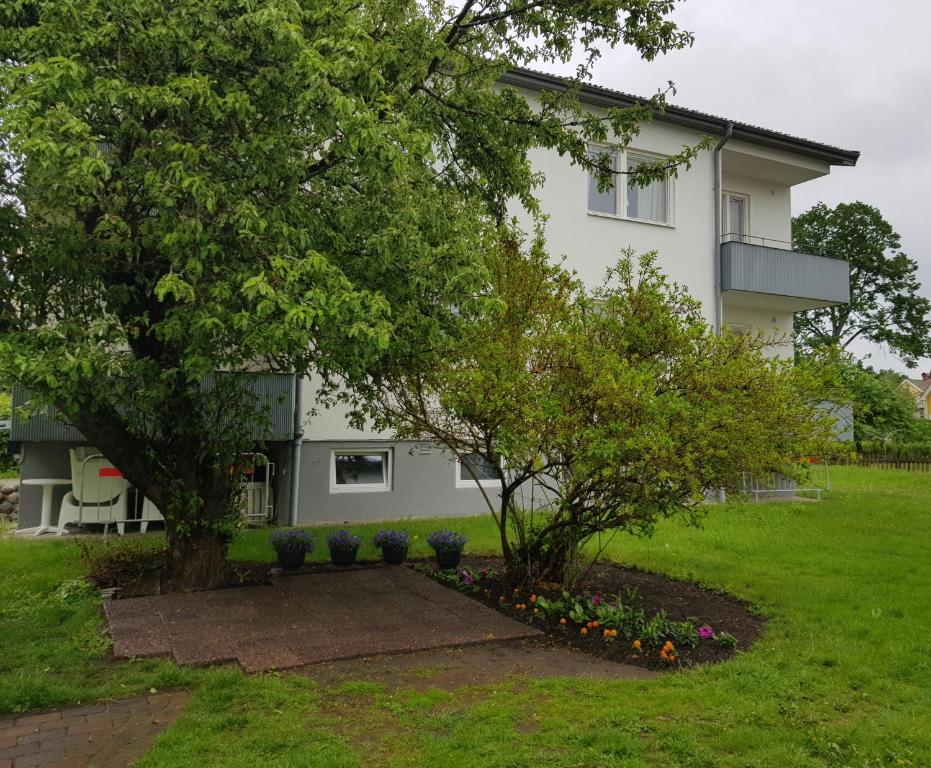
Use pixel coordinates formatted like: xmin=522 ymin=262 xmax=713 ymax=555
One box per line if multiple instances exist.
xmin=330 ymin=450 xmax=392 ymax=493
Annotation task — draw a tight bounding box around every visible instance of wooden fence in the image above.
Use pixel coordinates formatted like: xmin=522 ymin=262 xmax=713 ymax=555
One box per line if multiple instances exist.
xmin=844 ymin=455 xmax=931 ymax=472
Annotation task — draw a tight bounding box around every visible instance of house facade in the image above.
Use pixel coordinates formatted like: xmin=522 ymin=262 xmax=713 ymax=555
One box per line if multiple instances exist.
xmin=12 ymin=68 xmax=858 ymax=531
xmin=900 ymin=375 xmax=931 ymax=419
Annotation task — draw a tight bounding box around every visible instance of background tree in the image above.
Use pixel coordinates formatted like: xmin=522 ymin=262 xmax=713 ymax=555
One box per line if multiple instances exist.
xmin=0 ymin=0 xmax=707 ymax=587
xmin=370 ymin=243 xmax=843 ymax=585
xmin=835 ymin=359 xmax=918 ymax=445
xmin=793 ymin=202 xmax=931 ymax=366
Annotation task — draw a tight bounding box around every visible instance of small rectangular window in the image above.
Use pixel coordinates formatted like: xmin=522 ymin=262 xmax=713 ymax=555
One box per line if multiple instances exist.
xmin=330 ymin=450 xmax=392 ymax=493
xmin=456 ymin=452 xmax=499 ymax=488
xmin=626 ymin=153 xmax=669 ymax=223
xmin=587 ymin=148 xmax=618 ymax=215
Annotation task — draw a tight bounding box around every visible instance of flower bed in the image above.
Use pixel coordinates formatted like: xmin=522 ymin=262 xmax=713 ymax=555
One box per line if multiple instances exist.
xmin=417 ymin=557 xmax=764 ymax=670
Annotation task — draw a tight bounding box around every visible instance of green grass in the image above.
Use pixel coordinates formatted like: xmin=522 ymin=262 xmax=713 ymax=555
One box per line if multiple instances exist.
xmin=2 ymin=467 xmax=930 ymax=766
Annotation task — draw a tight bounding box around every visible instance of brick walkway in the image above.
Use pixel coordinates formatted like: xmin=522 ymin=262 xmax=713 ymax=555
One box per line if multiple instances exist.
xmin=0 ymin=691 xmax=189 ymax=768
xmin=105 ymin=566 xmax=541 ymax=673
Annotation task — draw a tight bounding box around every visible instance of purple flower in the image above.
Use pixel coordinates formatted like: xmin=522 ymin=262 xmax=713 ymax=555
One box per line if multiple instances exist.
xmin=699 ymin=625 xmax=714 ymax=640
xmin=461 ymin=570 xmax=475 ymax=587
xmin=592 ymin=594 xmax=602 ymax=607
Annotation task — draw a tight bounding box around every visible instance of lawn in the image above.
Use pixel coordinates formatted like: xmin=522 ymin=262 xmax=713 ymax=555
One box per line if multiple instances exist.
xmin=1 ymin=466 xmax=929 ymax=767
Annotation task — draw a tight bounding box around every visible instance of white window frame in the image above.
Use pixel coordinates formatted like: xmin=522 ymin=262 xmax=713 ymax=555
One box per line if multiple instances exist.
xmin=455 ymin=453 xmax=501 ymax=489
xmin=722 ymin=191 xmax=750 ymax=242
xmin=329 ymin=449 xmax=393 ymax=494
xmin=586 ymin=145 xmax=675 ymax=227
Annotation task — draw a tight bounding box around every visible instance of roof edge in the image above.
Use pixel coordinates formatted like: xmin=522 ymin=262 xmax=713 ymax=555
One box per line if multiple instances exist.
xmin=500 ymin=68 xmax=860 ymax=168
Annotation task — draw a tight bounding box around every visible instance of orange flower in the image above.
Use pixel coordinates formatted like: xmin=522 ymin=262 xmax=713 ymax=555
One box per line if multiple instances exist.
xmin=591 ymin=621 xmax=600 ymax=629
xmin=498 ymin=595 xmax=506 ymax=603
xmin=580 ymin=627 xmax=588 ymax=635
xmin=632 ymin=640 xmax=641 ymax=650
xmin=530 ymin=595 xmax=537 ymax=603
xmin=559 ymin=617 xmax=567 ymax=625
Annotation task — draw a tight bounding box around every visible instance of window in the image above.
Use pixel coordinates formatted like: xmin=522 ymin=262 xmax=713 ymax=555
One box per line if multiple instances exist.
xmin=456 ymin=452 xmax=500 ymax=489
xmin=587 ymin=148 xmax=618 ymax=215
xmin=330 ymin=450 xmax=392 ymax=493
xmin=587 ymin=147 xmax=671 ymax=225
xmin=625 ymin=153 xmax=669 ymax=223
xmin=722 ymin=192 xmax=749 ymax=242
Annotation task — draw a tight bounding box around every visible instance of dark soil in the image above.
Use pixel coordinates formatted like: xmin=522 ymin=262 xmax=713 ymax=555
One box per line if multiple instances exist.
xmin=420 ymin=556 xmax=766 ymax=672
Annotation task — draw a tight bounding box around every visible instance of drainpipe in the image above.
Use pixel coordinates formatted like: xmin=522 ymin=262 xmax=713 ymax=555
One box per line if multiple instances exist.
xmin=713 ymin=124 xmax=734 ymax=506
xmin=288 ymin=373 xmax=303 ymax=527
xmin=713 ymin=123 xmax=734 ymax=334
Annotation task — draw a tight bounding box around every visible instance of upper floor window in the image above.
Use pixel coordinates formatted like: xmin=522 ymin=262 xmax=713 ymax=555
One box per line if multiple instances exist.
xmin=722 ymin=192 xmax=748 ymax=242
xmin=587 ymin=147 xmax=671 ymax=225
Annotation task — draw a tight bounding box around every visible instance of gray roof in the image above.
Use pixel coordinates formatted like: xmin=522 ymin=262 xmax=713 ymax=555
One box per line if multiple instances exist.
xmin=501 ymin=67 xmax=860 ymax=167
xmin=905 ymin=377 xmax=931 ymax=393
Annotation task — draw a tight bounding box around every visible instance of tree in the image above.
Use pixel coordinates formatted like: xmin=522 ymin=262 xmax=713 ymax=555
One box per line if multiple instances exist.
xmin=837 ymin=361 xmax=917 ymax=445
xmin=793 ymin=202 xmax=931 ymax=366
xmin=0 ymin=1 xmax=708 ymax=587
xmin=369 ymin=240 xmax=842 ymax=585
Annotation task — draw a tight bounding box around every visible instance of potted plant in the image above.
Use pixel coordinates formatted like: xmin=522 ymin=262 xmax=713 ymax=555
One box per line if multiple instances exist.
xmin=427 ymin=530 xmax=467 ymax=569
xmin=372 ymin=530 xmax=411 ymax=565
xmin=326 ymin=529 xmax=362 ymax=566
xmin=269 ymin=529 xmax=316 ymax=570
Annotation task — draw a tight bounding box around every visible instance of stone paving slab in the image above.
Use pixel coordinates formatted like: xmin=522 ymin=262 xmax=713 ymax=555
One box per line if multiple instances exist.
xmin=105 ymin=566 xmax=541 ymax=672
xmin=0 ymin=691 xmax=189 ymax=768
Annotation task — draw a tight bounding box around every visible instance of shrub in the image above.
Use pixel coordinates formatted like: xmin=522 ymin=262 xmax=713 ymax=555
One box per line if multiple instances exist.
xmin=269 ymin=529 xmax=316 ymax=555
xmin=426 ymin=530 xmax=467 ymax=557
xmin=325 ymin=529 xmax=362 ymax=551
xmin=80 ymin=538 xmax=167 ymax=587
xmin=0 ymin=426 xmax=16 ymax=475
xmin=372 ymin=530 xmax=410 ymax=550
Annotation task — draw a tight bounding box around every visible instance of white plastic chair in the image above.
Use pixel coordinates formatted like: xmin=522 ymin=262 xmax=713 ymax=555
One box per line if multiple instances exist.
xmin=57 ymin=448 xmax=129 ymax=535
xmin=56 ymin=448 xmax=165 ymax=535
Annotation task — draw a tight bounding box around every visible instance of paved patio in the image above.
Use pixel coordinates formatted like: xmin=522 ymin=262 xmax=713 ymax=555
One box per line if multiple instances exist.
xmin=104 ymin=566 xmax=542 ymax=673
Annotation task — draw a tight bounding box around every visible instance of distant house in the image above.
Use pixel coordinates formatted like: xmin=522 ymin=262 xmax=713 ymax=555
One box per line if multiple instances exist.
xmin=900 ymin=374 xmax=931 ymax=419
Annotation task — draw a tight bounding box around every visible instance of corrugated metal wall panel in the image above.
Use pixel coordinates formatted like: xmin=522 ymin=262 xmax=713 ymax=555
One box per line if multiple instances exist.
xmin=720 ymin=242 xmax=850 ymax=304
xmin=11 ymin=373 xmax=295 ymax=443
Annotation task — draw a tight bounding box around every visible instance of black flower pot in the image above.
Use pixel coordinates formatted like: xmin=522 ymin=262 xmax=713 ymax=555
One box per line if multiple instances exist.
xmin=381 ymin=545 xmax=408 ymax=565
xmin=277 ymin=549 xmax=306 ymax=570
xmin=435 ymin=550 xmax=462 ymax=569
xmin=329 ymin=546 xmax=359 ymax=566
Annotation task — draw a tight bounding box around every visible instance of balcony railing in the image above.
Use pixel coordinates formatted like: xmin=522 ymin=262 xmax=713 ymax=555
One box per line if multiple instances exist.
xmin=720 ymin=236 xmax=849 ymax=307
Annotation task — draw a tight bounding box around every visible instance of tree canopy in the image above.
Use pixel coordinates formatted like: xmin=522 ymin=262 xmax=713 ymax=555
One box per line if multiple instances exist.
xmin=0 ymin=0 xmax=706 ymax=586
xmin=793 ymin=201 xmax=931 ymax=366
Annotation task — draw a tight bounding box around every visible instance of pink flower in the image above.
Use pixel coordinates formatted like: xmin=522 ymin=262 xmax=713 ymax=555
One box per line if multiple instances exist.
xmin=699 ymin=625 xmax=713 ymax=640
xmin=592 ymin=594 xmax=602 ymax=606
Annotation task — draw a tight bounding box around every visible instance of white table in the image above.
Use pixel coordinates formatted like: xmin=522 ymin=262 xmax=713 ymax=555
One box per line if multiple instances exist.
xmin=15 ymin=479 xmax=72 ymax=537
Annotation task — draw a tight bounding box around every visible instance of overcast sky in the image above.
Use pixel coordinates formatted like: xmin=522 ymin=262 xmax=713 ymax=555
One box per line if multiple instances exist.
xmin=547 ymin=0 xmax=930 ymax=375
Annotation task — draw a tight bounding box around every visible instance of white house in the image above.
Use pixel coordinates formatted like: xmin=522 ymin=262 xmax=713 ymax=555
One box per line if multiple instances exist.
xmin=12 ymin=68 xmax=858 ymax=530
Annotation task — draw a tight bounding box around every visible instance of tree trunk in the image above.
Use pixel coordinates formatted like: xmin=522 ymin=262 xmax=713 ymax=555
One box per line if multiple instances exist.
xmin=166 ymin=523 xmax=230 ymax=590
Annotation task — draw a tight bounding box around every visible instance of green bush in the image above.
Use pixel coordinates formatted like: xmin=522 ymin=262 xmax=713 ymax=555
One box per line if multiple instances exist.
xmin=0 ymin=427 xmax=15 ymax=475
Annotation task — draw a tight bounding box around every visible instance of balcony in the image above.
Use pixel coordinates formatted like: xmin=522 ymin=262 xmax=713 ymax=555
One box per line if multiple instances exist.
xmin=720 ymin=235 xmax=850 ymax=311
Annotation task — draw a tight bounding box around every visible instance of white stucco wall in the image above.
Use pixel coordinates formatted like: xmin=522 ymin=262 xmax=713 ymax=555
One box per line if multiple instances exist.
xmin=722 ymin=172 xmax=792 ymax=245
xmin=510 ymin=116 xmax=717 ymax=324
xmin=721 ymin=301 xmax=795 ymax=359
